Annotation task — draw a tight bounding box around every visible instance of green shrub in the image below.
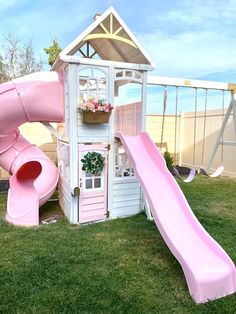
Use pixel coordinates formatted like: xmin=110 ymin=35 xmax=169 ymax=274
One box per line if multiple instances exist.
xmin=163 ymin=151 xmax=174 ymax=171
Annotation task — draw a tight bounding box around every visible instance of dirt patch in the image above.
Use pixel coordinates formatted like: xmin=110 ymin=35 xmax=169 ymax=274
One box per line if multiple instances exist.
xmin=0 ymin=180 xmax=9 ymax=193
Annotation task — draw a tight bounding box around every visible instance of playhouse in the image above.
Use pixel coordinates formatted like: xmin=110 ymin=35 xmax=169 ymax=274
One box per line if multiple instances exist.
xmin=0 ymin=6 xmax=236 ymax=304
xmin=52 ymin=7 xmax=154 ymax=224
xmin=49 ymin=7 xmax=236 ymax=224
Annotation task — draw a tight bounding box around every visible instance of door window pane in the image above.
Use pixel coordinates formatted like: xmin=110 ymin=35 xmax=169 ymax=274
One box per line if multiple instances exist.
xmin=94 ymin=178 xmax=101 ymax=188
xmin=85 ymin=179 xmax=93 ymax=189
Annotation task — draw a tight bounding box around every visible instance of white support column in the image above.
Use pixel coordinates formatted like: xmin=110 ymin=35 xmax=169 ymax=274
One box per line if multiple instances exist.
xmin=114 ymin=84 xmax=119 ymax=103
xmin=140 ymin=71 xmax=148 ymax=214
xmin=68 ymin=64 xmax=79 ymax=224
xmin=114 ymin=84 xmax=121 ymax=132
xmin=141 ymin=191 xmax=153 ymax=221
xmin=107 ymin=64 xmax=115 ymax=216
xmin=141 ymin=71 xmax=148 ymax=132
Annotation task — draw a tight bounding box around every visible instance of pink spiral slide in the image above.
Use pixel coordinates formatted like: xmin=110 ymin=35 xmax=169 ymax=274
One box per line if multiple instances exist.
xmin=116 ymin=131 xmax=236 ymax=303
xmin=0 ymin=72 xmax=64 ymax=226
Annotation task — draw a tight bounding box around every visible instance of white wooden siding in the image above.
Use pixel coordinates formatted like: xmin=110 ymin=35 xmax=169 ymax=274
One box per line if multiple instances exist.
xmin=62 ymin=65 xmax=70 ymax=140
xmin=58 ymin=175 xmax=71 ymax=220
xmin=110 ymin=177 xmax=141 ymax=218
xmin=77 ymin=114 xmax=110 ymax=142
xmin=57 ymin=140 xmax=72 ymax=221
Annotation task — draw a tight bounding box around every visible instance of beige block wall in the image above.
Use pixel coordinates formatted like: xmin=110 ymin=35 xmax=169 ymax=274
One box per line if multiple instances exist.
xmin=0 ymin=169 xmax=10 ymax=180
xmin=116 ymin=102 xmax=180 ymax=163
xmin=181 ymin=109 xmax=236 ymax=177
xmin=146 ymin=115 xmax=180 ymax=163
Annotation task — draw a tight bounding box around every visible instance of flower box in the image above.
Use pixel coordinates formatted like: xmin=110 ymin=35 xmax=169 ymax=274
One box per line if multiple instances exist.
xmin=80 ymin=110 xmax=111 ymax=124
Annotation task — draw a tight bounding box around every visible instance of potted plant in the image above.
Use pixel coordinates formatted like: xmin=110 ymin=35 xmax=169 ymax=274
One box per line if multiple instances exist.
xmin=79 ymin=97 xmax=113 ymax=124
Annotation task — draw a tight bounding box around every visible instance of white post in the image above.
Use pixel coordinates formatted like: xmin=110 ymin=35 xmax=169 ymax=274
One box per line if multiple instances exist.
xmin=107 ymin=64 xmax=115 ymax=217
xmin=114 ymin=84 xmax=119 ymax=103
xmin=114 ymin=84 xmax=119 ymax=131
xmin=142 ymin=192 xmax=153 ymax=221
xmin=140 ymin=71 xmax=148 ymax=215
xmin=68 ymin=64 xmax=79 ymax=224
xmin=141 ymin=71 xmax=148 ymax=132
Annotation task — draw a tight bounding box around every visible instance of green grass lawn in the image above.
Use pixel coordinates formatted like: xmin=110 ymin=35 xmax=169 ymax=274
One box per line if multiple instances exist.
xmin=0 ymin=175 xmax=236 ymax=313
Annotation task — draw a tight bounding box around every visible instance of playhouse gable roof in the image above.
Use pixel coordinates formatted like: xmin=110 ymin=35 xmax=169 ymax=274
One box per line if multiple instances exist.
xmin=59 ymin=7 xmax=155 ymax=68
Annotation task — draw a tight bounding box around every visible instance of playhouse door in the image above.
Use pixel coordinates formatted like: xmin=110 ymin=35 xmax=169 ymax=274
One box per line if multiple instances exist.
xmin=78 ymin=144 xmax=108 ymax=223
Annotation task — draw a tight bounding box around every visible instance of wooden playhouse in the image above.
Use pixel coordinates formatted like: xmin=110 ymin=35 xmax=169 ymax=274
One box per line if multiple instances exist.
xmin=52 ymin=7 xmax=155 ymax=224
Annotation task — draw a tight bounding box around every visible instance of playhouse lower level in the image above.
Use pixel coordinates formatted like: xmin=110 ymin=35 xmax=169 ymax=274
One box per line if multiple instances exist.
xmin=57 ymin=140 xmax=142 ymax=224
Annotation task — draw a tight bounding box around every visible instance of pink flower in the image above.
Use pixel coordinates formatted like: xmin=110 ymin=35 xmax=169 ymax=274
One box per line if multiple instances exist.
xmin=91 ymin=98 xmax=98 ymax=105
xmin=79 ymin=97 xmax=113 ymax=113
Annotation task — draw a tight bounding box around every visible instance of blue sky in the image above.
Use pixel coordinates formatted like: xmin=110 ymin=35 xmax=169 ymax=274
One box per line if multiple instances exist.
xmin=1 ymin=0 xmax=236 ymax=112
xmin=1 ymin=0 xmax=236 ymax=80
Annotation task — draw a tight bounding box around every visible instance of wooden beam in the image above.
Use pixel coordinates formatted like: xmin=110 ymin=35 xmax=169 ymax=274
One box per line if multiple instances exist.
xmin=110 ymin=13 xmax=113 ymax=34
xmin=148 ymin=75 xmax=236 ymax=91
xmin=83 ymin=33 xmax=137 ymax=48
xmin=90 ymin=51 xmax=97 ymax=59
xmin=86 ymin=42 xmax=89 ymax=57
xmin=228 ymin=83 xmax=236 ymax=91
xmin=219 ymin=141 xmax=236 ymax=146
xmin=114 ymin=26 xmax=122 ymax=36
xmin=60 ymin=55 xmax=154 ymax=71
xmin=78 ymin=42 xmax=99 ymax=59
xmin=100 ymin=22 xmax=109 ymax=34
xmin=79 ymin=48 xmax=87 ymax=58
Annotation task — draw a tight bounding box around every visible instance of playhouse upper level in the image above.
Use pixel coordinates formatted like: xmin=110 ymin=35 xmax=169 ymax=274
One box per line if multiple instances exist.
xmin=53 ymin=6 xmax=155 ymax=143
xmin=53 ymin=6 xmax=155 ymax=70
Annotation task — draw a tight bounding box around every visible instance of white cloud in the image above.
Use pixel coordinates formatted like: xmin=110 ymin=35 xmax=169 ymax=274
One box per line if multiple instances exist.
xmin=137 ymin=0 xmax=236 ymax=78
xmin=139 ymin=29 xmax=235 ymax=77
xmin=1 ymin=0 xmax=236 ymax=79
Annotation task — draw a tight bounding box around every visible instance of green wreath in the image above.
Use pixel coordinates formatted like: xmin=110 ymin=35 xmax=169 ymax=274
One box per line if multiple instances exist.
xmin=81 ymin=151 xmax=105 ymax=175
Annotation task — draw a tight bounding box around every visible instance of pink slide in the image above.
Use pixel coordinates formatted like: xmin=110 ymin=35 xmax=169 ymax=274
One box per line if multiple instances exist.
xmin=116 ymin=131 xmax=236 ymax=303
xmin=0 ymin=72 xmax=64 ymax=226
